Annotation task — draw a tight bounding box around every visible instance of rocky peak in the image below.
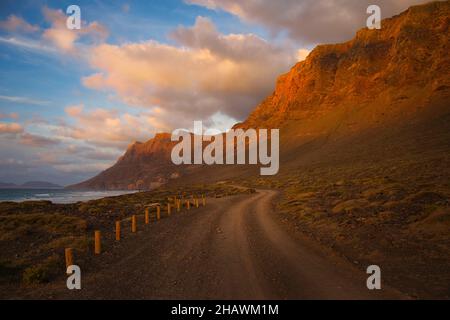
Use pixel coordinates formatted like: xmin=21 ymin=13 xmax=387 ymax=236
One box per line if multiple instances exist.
xmin=241 ymin=1 xmax=449 ymax=131
xmin=69 ymin=1 xmax=449 ymax=190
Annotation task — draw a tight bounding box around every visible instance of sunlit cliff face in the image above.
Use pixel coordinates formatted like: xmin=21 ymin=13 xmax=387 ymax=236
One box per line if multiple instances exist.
xmin=0 ymin=0 xmax=429 ymax=185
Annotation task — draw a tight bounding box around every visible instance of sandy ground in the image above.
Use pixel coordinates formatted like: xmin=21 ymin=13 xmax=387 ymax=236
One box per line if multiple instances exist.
xmin=13 ymin=190 xmax=405 ymax=299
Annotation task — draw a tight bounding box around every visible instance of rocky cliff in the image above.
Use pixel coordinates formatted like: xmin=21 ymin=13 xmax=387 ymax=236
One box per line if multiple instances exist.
xmin=70 ymin=1 xmax=449 ymax=190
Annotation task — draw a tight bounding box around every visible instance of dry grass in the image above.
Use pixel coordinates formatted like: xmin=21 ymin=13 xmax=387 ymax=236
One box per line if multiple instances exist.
xmin=0 ymin=213 xmax=87 ymax=241
xmin=0 ymin=183 xmax=251 ymax=287
xmin=249 ymin=154 xmax=450 ymax=298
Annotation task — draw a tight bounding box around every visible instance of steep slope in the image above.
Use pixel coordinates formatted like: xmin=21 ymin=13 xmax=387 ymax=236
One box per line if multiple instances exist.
xmin=70 ymin=133 xmax=184 ymax=190
xmin=70 ymin=1 xmax=450 ymax=190
xmin=241 ymin=1 xmax=449 ymax=133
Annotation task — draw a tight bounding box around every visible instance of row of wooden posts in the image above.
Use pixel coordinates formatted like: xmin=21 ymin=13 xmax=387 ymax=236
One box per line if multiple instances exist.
xmin=64 ymin=194 xmax=207 ymax=269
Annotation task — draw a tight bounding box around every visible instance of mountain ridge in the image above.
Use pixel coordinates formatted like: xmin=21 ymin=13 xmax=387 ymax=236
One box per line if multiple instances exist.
xmin=69 ymin=1 xmax=450 ymax=190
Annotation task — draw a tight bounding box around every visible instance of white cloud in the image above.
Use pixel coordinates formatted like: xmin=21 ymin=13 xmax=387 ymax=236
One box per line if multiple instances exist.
xmin=0 ymin=94 xmax=50 ymax=106
xmin=82 ymin=16 xmax=298 ymax=129
xmin=0 ymin=36 xmax=57 ymax=53
xmin=0 ymin=15 xmax=39 ymax=33
xmin=0 ymin=8 xmax=108 ymax=55
xmin=42 ymin=7 xmax=108 ymax=52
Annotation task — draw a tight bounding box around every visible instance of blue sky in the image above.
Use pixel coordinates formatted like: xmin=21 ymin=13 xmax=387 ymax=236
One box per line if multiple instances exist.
xmin=0 ymin=0 xmax=257 ymax=185
xmin=0 ymin=0 xmax=427 ymax=185
xmin=0 ymin=0 xmax=255 ymax=124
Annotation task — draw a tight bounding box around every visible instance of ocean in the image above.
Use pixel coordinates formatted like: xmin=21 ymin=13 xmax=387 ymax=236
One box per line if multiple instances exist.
xmin=0 ymin=189 xmax=138 ymax=204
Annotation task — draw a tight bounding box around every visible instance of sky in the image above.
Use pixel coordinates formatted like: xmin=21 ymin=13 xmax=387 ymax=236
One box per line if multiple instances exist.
xmin=0 ymin=0 xmax=429 ymax=186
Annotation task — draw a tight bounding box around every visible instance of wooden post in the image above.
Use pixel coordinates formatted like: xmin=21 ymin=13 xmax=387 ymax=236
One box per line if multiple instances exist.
xmin=202 ymin=194 xmax=206 ymax=206
xmin=115 ymin=221 xmax=121 ymax=241
xmin=186 ymin=200 xmax=190 ymax=210
xmin=157 ymin=206 xmax=161 ymax=220
xmin=94 ymin=230 xmax=101 ymax=254
xmin=132 ymin=215 xmax=137 ymax=233
xmin=195 ymin=198 xmax=199 ymax=208
xmin=167 ymin=203 xmax=171 ymax=216
xmin=65 ymin=248 xmax=73 ymax=269
xmin=177 ymin=199 xmax=181 ymax=212
xmin=145 ymin=208 xmax=149 ymax=224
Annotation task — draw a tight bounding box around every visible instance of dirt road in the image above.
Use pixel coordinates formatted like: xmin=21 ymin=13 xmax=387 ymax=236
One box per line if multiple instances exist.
xmin=22 ymin=190 xmax=404 ymax=299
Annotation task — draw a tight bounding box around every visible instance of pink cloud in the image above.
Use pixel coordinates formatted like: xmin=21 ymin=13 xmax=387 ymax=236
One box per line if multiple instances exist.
xmin=19 ymin=133 xmax=60 ymax=147
xmin=59 ymin=105 xmax=168 ymax=149
xmin=0 ymin=112 xmax=19 ymax=120
xmin=82 ymin=17 xmax=297 ymax=129
xmin=0 ymin=122 xmax=23 ymax=134
xmin=0 ymin=15 xmax=39 ymax=33
xmin=42 ymin=7 xmax=108 ymax=52
xmin=65 ymin=104 xmax=84 ymax=117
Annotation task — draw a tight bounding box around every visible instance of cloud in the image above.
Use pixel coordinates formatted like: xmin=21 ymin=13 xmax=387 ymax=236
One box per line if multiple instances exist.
xmin=19 ymin=133 xmax=60 ymax=147
xmin=85 ymin=150 xmax=121 ymax=161
xmin=41 ymin=7 xmax=109 ymax=52
xmin=0 ymin=122 xmax=23 ymax=134
xmin=83 ymin=16 xmax=298 ymax=129
xmin=296 ymin=49 xmax=310 ymax=61
xmin=0 ymin=15 xmax=39 ymax=33
xmin=60 ymin=104 xmax=167 ymax=149
xmin=0 ymin=8 xmax=108 ymax=55
xmin=0 ymin=95 xmax=50 ymax=106
xmin=0 ymin=158 xmax=30 ymax=170
xmin=187 ymin=0 xmax=429 ymax=44
xmin=0 ymin=112 xmax=19 ymax=120
xmin=170 ymin=16 xmax=288 ymax=62
xmin=65 ymin=104 xmax=84 ymax=117
xmin=0 ymin=36 xmax=57 ymax=53
xmin=53 ymin=162 xmax=111 ymax=174
xmin=33 ymin=144 xmax=117 ymax=170
xmin=0 ymin=121 xmax=59 ymax=148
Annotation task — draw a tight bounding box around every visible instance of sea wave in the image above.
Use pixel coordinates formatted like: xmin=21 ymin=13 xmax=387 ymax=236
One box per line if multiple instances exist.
xmin=0 ymin=189 xmax=138 ymax=204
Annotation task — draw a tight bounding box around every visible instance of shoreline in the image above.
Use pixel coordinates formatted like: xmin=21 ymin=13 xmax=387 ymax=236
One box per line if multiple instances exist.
xmin=0 ymin=189 xmax=141 ymax=204
xmin=0 ymin=183 xmax=251 ymax=298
